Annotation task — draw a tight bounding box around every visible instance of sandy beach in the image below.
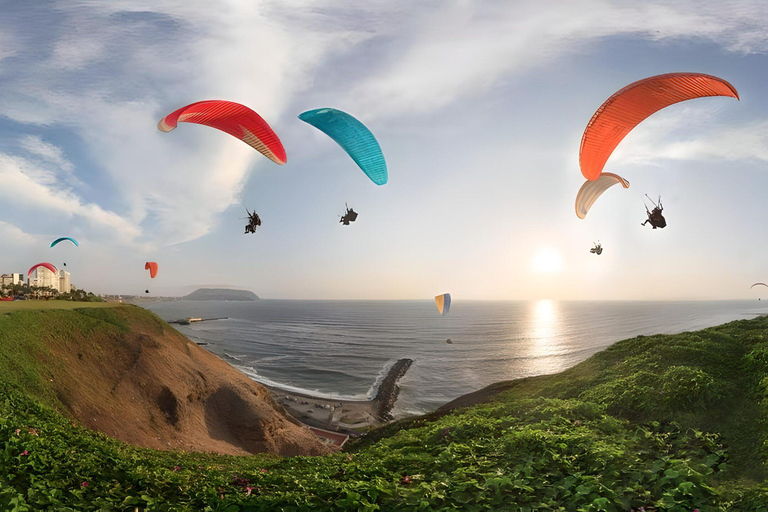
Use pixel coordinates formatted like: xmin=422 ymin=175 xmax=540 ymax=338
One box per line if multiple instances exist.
xmin=267 ymin=358 xmax=414 ymax=435
xmin=267 ymin=386 xmax=380 ymax=432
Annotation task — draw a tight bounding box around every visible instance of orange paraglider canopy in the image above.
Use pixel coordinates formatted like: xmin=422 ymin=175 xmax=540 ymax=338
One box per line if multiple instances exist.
xmin=145 ymin=262 xmax=158 ymax=278
xmin=579 ymin=73 xmax=739 ymax=181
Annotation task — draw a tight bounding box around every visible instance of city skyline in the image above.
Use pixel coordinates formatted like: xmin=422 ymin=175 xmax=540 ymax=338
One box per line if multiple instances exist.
xmin=1 ymin=267 xmax=72 ymax=294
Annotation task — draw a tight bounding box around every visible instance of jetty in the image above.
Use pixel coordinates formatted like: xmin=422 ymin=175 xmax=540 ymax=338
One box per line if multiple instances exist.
xmin=373 ymin=358 xmax=413 ymax=421
xmin=169 ymin=316 xmax=228 ymax=325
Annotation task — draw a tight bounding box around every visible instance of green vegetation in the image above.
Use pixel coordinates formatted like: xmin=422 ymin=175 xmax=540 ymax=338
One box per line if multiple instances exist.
xmin=53 ymin=288 xmax=105 ymax=302
xmin=2 ymin=307 xmax=768 ymax=510
xmin=0 ymin=301 xmax=116 ymax=312
xmin=1 ymin=282 xmax=104 ymax=302
xmin=0 ymin=305 xmax=125 ymax=408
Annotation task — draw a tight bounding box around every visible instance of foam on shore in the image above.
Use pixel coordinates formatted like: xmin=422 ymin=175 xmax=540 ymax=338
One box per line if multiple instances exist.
xmin=233 ymin=363 xmax=371 ymax=401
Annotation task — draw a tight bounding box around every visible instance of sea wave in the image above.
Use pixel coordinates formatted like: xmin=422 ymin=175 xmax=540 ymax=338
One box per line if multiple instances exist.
xmin=233 ymin=363 xmax=371 ymax=401
xmin=366 ymin=358 xmax=399 ymax=400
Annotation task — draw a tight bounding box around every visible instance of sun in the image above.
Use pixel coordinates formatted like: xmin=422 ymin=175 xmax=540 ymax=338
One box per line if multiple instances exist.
xmin=531 ymin=247 xmax=563 ymax=274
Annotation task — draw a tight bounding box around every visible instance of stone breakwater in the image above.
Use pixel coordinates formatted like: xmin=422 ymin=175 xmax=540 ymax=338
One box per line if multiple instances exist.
xmin=373 ymin=358 xmax=414 ymax=421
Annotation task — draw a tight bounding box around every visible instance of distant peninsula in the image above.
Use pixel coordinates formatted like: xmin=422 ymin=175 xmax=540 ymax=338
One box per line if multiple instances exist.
xmin=182 ymin=288 xmax=259 ymax=301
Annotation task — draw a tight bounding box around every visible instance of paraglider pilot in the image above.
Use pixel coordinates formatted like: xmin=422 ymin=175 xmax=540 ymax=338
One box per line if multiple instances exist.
xmin=244 ymin=209 xmax=262 ymax=234
xmin=590 ymin=241 xmax=603 ymax=255
xmin=340 ymin=204 xmax=358 ymax=226
xmin=641 ymin=195 xmax=666 ymax=229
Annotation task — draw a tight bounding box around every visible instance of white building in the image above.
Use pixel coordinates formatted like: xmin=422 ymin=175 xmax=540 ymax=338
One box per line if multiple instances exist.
xmin=59 ymin=270 xmax=71 ymax=293
xmin=4 ymin=268 xmax=74 ymax=294
xmin=29 ymin=266 xmax=60 ymax=292
xmin=0 ymin=273 xmax=24 ymax=287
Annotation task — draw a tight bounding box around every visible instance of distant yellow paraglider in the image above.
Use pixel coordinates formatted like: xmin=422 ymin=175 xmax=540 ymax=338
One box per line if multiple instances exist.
xmin=435 ymin=294 xmax=451 ymax=316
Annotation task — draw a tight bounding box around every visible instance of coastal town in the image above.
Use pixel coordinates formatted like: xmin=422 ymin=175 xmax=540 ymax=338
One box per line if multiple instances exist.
xmin=0 ymin=266 xmax=80 ymax=300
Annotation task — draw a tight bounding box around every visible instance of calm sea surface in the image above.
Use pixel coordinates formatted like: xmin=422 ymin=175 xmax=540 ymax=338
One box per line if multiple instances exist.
xmin=144 ymin=300 xmax=766 ymax=418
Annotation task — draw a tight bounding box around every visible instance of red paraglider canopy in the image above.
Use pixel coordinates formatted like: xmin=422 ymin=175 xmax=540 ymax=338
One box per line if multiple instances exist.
xmin=28 ymin=262 xmax=58 ymax=277
xmin=580 ymin=73 xmax=739 ymax=181
xmin=158 ymin=100 xmax=287 ymax=165
xmin=145 ymin=262 xmax=158 ymax=278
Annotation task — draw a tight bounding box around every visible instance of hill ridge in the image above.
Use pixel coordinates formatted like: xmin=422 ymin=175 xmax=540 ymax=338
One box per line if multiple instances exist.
xmin=182 ymin=288 xmax=259 ymax=301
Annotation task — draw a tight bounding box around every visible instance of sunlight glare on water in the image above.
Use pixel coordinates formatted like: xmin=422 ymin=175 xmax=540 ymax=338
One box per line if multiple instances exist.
xmin=523 ymin=300 xmax=567 ymax=375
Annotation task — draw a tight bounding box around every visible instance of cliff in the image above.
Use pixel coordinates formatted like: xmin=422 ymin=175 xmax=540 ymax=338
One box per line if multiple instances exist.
xmin=0 ymin=304 xmax=326 ymax=456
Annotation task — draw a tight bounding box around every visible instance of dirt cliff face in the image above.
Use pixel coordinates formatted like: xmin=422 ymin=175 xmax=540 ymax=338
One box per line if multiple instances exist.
xmin=42 ymin=306 xmax=329 ymax=457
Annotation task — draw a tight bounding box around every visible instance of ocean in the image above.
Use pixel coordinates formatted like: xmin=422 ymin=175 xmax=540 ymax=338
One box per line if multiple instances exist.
xmin=144 ymin=300 xmax=766 ymax=418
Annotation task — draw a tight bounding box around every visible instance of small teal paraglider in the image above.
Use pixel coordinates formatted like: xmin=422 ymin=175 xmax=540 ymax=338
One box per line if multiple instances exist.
xmin=50 ymin=237 xmax=78 ymax=248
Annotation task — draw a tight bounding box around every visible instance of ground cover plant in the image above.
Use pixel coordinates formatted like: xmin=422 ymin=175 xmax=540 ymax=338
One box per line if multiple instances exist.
xmin=2 ymin=306 xmax=768 ymax=510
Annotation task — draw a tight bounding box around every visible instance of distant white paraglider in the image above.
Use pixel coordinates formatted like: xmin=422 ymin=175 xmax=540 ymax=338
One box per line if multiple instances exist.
xmin=575 ymin=173 xmax=629 ymax=219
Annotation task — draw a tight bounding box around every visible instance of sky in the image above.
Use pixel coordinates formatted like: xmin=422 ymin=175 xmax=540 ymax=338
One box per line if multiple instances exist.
xmin=2 ymin=0 xmax=768 ymax=300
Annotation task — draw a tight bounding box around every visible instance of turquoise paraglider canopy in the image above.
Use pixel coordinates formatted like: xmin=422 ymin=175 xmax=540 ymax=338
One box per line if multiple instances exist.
xmin=50 ymin=237 xmax=79 ymax=248
xmin=298 ymin=108 xmax=388 ymax=185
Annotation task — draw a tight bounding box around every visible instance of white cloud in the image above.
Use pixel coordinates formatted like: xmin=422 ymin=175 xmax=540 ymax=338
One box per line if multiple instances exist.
xmin=14 ymin=135 xmax=85 ymax=194
xmin=0 ymin=30 xmax=16 ymax=62
xmin=659 ymin=130 xmax=768 ymax=163
xmin=608 ymin=105 xmax=768 ymax=167
xmin=18 ymin=135 xmax=74 ymax=172
xmin=1 ymin=0 xmax=766 ymax=257
xmin=0 ymin=154 xmax=141 ymax=243
xmin=0 ymin=220 xmax=42 ymax=247
xmin=346 ymin=0 xmax=768 ymax=118
xmin=648 ymin=121 xmax=768 ymax=163
xmin=0 ymin=0 xmax=383 ymax=246
xmin=52 ymin=37 xmax=105 ymax=71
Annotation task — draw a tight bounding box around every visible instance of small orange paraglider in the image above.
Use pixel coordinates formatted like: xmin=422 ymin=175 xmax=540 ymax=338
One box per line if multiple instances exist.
xmin=145 ymin=262 xmax=158 ymax=278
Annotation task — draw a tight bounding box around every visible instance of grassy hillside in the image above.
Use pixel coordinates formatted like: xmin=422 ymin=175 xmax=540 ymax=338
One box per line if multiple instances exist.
xmin=0 ymin=300 xmax=116 ymax=312
xmin=0 ymin=302 xmax=126 ymax=407
xmin=2 ymin=308 xmax=768 ymax=510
